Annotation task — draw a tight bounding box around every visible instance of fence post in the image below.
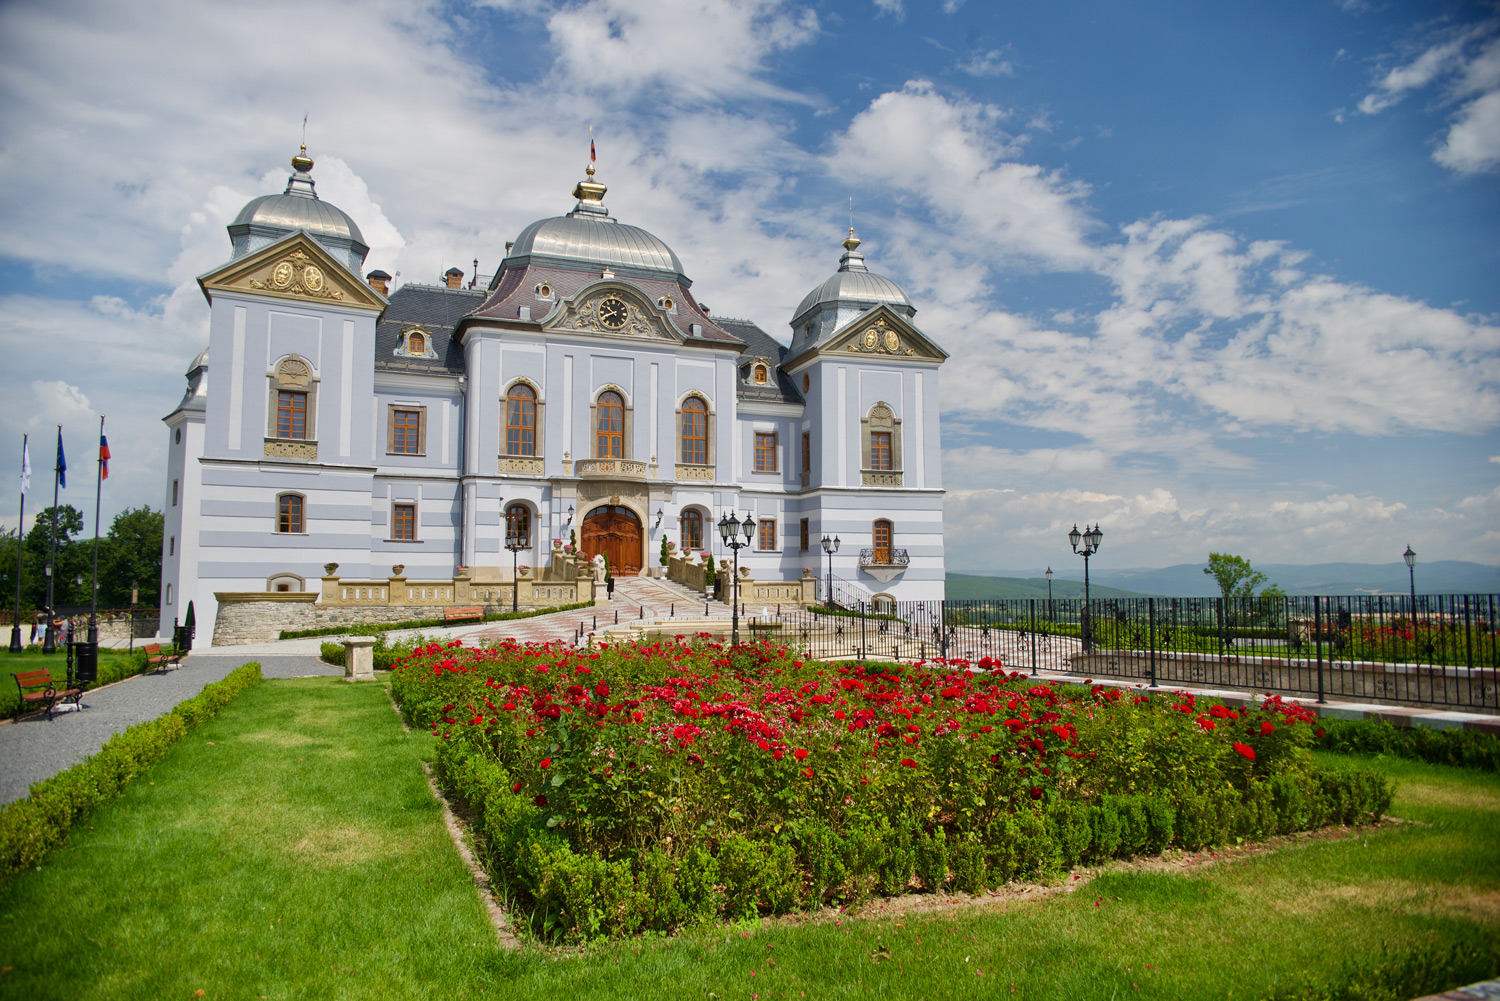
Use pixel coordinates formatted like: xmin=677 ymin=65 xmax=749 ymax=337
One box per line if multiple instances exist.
xmin=1148 ymin=597 xmax=1158 ymax=688
xmin=1217 ymin=598 xmax=1225 ymax=658
xmin=1029 ymin=599 xmax=1038 ymax=677
xmin=1314 ymin=596 xmax=1326 ymax=704
xmin=860 ymin=600 xmax=867 ymax=660
xmin=940 ymin=600 xmax=948 ymax=660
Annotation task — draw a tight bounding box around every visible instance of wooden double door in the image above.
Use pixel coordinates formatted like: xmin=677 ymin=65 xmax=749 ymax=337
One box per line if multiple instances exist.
xmin=580 ymin=505 xmax=643 ymax=576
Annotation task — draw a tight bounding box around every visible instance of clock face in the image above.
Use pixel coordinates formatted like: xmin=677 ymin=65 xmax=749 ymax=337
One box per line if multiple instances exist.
xmin=599 ymin=297 xmax=629 ymax=329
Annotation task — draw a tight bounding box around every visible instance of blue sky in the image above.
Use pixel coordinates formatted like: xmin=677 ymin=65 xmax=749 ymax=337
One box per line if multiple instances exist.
xmin=0 ymin=0 xmax=1496 ymax=575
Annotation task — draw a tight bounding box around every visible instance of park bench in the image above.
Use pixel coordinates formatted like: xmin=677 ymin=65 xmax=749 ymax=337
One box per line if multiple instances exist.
xmin=141 ymin=643 xmax=180 ymax=673
xmin=442 ymin=606 xmax=485 ymax=624
xmin=12 ymin=669 xmax=82 ymax=721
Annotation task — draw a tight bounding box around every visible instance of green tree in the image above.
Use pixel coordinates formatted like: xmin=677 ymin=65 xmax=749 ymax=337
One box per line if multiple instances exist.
xmin=100 ymin=506 xmax=163 ymax=607
xmin=23 ymin=505 xmax=87 ymax=608
xmin=1203 ymin=552 xmax=1267 ymax=601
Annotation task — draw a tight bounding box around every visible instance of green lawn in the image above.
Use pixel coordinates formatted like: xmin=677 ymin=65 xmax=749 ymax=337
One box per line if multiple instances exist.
xmin=0 ymin=647 xmax=149 ymax=717
xmin=0 ymin=680 xmax=1496 ymax=999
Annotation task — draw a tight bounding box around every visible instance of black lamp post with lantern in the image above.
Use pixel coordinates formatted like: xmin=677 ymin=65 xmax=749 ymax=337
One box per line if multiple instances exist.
xmin=1403 ymin=545 xmax=1417 ymax=617
xmin=1045 ymin=566 xmax=1054 ymax=622
xmin=820 ymin=533 xmax=840 ymax=608
xmin=1068 ymin=523 xmax=1103 ymax=651
xmin=718 ymin=511 xmax=755 ymax=646
xmin=505 ymin=531 xmax=527 ymax=615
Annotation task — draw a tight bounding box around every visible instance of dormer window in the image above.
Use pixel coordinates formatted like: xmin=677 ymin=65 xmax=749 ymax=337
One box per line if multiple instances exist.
xmin=536 ymin=282 xmax=553 ymax=299
xmin=398 ymin=325 xmax=435 ymax=359
xmin=658 ymin=295 xmax=675 ymax=312
xmin=753 ymin=364 xmax=769 ymax=385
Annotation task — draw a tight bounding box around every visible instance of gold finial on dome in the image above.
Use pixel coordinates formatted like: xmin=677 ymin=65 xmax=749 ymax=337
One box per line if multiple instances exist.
xmin=843 ymin=226 xmax=861 ymax=254
xmin=291 ymin=144 xmax=314 ymax=174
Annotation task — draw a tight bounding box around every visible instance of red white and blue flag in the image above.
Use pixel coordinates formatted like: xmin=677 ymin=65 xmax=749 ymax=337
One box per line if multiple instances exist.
xmin=590 ymin=138 xmax=596 ymax=163
xmin=100 ymin=434 xmax=110 ymax=480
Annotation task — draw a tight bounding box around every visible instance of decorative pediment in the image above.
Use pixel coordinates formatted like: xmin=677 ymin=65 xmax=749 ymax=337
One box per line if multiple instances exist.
xmin=544 ymin=283 xmax=683 ymax=342
xmin=788 ymin=305 xmax=948 ymax=369
xmin=197 ymin=232 xmax=387 ymax=311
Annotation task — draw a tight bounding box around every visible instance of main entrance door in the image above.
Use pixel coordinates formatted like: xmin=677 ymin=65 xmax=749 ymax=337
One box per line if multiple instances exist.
xmin=580 ymin=505 xmax=643 ymax=576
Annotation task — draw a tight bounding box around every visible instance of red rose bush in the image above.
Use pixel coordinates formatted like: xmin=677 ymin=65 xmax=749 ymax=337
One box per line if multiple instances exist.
xmin=390 ymin=637 xmax=1391 ymax=941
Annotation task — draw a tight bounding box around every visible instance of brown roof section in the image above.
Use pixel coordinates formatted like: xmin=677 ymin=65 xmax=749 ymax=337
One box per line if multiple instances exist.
xmin=465 ymin=261 xmax=744 ymax=347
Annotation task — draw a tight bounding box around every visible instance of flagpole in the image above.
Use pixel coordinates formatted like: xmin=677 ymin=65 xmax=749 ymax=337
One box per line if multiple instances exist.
xmin=89 ymin=415 xmax=104 ymax=644
xmin=43 ymin=425 xmax=60 ymax=654
xmin=8 ymin=433 xmax=25 ymax=654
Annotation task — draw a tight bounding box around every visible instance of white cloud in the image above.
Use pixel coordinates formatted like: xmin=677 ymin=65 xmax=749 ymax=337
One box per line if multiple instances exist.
xmin=872 ymin=0 xmax=903 ymax=18
xmin=959 ymin=50 xmax=1014 ymax=78
xmin=1354 ymin=20 xmax=1500 ymax=175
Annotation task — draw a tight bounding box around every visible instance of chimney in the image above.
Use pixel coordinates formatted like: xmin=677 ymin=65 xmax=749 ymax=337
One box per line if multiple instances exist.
xmin=444 ymin=267 xmax=464 ymax=289
xmin=366 ymin=270 xmax=391 ymax=296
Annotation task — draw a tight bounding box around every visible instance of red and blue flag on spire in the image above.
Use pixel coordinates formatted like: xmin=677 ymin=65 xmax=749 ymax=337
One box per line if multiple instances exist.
xmin=100 ymin=434 xmax=110 ymax=480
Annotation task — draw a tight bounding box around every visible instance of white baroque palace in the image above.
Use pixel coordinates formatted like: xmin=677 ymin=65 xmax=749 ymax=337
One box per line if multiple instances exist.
xmin=159 ymin=149 xmax=947 ymax=638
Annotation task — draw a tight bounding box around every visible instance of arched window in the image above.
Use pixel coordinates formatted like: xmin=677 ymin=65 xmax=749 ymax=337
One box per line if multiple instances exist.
xmin=872 ymin=519 xmax=892 ymax=564
xmin=680 ymin=396 xmax=707 ymax=465
xmin=595 ymin=390 xmax=624 ymax=458
xmin=861 ymin=402 xmax=903 ymax=485
xmin=506 ymin=384 xmax=537 ymax=456
xmin=505 ymin=503 xmax=531 ymax=547
xmin=407 ymin=330 xmax=426 ymax=354
xmin=753 ymin=364 xmax=769 ymax=384
xmin=277 ymin=493 xmax=305 ymax=534
xmin=268 ymin=356 xmax=316 ymax=441
xmin=680 ymin=509 xmax=703 ymax=552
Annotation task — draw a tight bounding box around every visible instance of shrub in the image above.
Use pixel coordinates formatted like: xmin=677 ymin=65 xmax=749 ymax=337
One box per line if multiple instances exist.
xmin=399 ymin=639 xmax=1396 ymax=940
xmin=0 ymin=663 xmax=262 ymax=876
xmin=1315 ymin=717 xmax=1500 ymax=773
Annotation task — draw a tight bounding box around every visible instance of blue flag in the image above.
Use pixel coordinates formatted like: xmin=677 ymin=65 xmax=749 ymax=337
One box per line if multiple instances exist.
xmin=56 ymin=432 xmax=66 ymax=489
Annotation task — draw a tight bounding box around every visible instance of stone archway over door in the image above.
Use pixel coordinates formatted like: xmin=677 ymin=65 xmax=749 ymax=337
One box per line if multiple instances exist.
xmin=581 ymin=505 xmax=643 ymax=576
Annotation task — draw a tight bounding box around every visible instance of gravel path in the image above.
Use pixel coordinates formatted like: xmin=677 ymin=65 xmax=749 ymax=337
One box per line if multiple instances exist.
xmin=0 ymin=652 xmax=342 ymax=805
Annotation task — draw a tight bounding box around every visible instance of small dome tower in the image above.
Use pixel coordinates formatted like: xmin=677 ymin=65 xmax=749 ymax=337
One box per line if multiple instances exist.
xmin=227 ymin=146 xmax=370 ymax=274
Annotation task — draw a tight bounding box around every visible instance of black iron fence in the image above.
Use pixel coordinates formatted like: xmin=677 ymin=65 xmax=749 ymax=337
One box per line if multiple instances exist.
xmin=752 ymin=593 xmax=1499 ymax=712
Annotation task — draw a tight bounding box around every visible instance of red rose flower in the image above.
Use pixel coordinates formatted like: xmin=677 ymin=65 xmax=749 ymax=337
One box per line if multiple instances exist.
xmin=1029 ymin=786 xmax=1043 ymax=800
xmin=1233 ymin=743 xmax=1256 ymax=761
xmin=534 ymin=794 xmax=548 ymax=806
xmin=900 ymin=758 xmax=918 ymax=769
xmin=794 ymin=748 xmax=809 ymax=761
xmin=801 ymin=767 xmax=814 ymax=778
xmin=1260 ymin=721 xmax=1275 ymax=735
xmin=511 ymin=782 xmax=521 ymax=793
xmin=539 ymin=757 xmax=552 ymax=769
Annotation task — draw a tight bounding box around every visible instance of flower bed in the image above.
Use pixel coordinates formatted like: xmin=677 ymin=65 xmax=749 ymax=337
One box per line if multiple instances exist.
xmin=390 ymin=638 xmax=1392 ymax=941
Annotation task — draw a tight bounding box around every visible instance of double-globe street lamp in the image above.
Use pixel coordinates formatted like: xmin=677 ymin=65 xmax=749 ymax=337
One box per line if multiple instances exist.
xmin=820 ymin=533 xmax=840 ymax=608
xmin=718 ymin=512 xmax=756 ymax=646
xmin=505 ymin=531 xmax=527 ymax=615
xmin=1068 ymin=523 xmax=1103 ymax=652
xmin=1403 ymin=545 xmax=1417 ymax=617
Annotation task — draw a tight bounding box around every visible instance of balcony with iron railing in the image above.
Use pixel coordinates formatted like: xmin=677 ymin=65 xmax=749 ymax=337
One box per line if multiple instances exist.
xmin=859 ymin=547 xmax=910 ymax=584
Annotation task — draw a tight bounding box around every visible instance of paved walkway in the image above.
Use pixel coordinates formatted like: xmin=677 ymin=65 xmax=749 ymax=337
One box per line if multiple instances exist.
xmin=0 ymin=651 xmax=340 ymax=805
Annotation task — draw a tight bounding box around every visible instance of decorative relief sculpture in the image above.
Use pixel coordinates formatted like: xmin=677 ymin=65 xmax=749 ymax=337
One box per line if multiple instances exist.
xmin=569 ymin=295 xmax=655 ymax=337
xmin=250 ymin=249 xmax=346 ymax=300
xmin=264 ymin=439 xmax=316 ymax=460
xmin=847 ymin=318 xmax=915 ymax=356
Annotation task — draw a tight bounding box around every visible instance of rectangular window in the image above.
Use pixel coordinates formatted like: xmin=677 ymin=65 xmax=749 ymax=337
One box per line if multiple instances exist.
xmin=870 ymin=431 xmax=892 ymax=471
xmin=389 ymin=408 xmax=423 ymax=454
xmin=276 ymin=391 xmax=308 ymax=439
xmin=392 ymin=502 xmax=416 ymax=541
xmin=800 ymin=518 xmax=809 ymax=552
xmin=277 ymin=494 xmax=304 ymax=534
xmin=172 ymin=480 xmax=179 ymax=506
xmin=753 ymin=432 xmax=777 ymax=473
xmin=758 ymin=517 xmax=777 ymax=552
xmin=506 ymin=390 xmax=537 ymax=456
xmin=801 ymin=431 xmax=811 ymax=474
xmin=169 ymin=536 xmax=175 ymax=557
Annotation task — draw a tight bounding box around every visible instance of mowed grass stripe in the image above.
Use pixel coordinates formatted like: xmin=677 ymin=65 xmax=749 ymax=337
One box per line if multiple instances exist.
xmin=0 ymin=678 xmax=500 ymax=1000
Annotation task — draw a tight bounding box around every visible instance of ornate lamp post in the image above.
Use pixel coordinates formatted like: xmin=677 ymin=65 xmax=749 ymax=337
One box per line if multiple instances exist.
xmin=505 ymin=530 xmax=527 ymax=615
xmin=820 ymin=533 xmax=840 ymax=607
xmin=1403 ymin=545 xmax=1417 ymax=617
xmin=1045 ymin=566 xmax=1054 ymax=622
xmin=1069 ymin=523 xmax=1103 ymax=651
xmin=719 ymin=511 xmax=755 ymax=646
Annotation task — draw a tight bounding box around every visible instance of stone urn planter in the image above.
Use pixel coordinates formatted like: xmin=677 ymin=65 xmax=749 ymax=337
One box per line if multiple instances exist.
xmin=518 ymin=566 xmax=531 ymax=578
xmin=390 ymin=564 xmax=405 ymax=577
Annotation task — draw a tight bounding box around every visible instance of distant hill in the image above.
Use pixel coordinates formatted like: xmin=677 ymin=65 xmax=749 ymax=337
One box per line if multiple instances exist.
xmin=945 ymin=573 xmax=1148 ymax=601
xmin=965 ymin=560 xmax=1499 ymax=597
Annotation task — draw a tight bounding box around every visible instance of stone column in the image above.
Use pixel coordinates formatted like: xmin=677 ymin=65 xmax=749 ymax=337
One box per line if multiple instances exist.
xmin=343 ymin=636 xmax=377 ymax=681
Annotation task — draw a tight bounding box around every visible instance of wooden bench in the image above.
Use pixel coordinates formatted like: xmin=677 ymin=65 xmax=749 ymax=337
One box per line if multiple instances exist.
xmin=442 ymin=606 xmax=485 ymax=624
xmin=12 ymin=669 xmax=82 ymax=721
xmin=141 ymin=643 xmax=180 ymax=673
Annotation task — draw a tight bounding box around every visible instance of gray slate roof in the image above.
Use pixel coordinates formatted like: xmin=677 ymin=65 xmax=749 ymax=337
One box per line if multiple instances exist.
xmin=715 ymin=317 xmax=804 ymax=405
xmin=373 ymin=284 xmax=481 ymax=375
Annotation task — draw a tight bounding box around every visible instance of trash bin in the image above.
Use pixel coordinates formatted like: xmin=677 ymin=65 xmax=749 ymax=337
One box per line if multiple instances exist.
xmin=72 ymin=641 xmax=98 ymax=684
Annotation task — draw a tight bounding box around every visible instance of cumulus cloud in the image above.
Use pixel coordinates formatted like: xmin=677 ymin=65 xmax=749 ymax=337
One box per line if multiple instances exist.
xmin=1355 ymin=19 xmax=1500 ymax=175
xmin=959 ymin=50 xmax=1014 ymax=78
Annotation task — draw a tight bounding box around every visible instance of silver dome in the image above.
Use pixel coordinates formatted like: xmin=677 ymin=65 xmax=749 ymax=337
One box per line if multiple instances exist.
xmin=227 ymin=148 xmax=369 ymax=273
xmin=792 ymin=231 xmax=911 ymax=322
xmin=506 ymin=165 xmax=685 ymax=277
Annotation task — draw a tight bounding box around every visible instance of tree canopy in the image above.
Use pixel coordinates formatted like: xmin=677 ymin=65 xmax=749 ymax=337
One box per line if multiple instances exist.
xmin=1203 ymin=552 xmax=1270 ymax=601
xmin=11 ymin=504 xmax=161 ymax=611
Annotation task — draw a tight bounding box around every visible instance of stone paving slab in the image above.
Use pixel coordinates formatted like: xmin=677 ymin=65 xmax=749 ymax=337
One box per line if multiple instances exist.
xmin=0 ymin=652 xmax=341 ymax=806
xmin=1414 ymin=979 xmax=1500 ymax=1000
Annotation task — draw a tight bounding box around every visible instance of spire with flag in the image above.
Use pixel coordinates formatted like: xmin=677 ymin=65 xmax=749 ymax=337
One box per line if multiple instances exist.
xmin=590 ymin=123 xmax=596 ymax=165
xmin=100 ymin=433 xmax=110 ymax=481
xmin=56 ymin=431 xmax=66 ymax=490
xmin=20 ymin=436 xmax=29 ymax=495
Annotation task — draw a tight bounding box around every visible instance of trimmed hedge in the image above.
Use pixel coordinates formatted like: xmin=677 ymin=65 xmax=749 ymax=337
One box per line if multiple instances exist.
xmin=1314 ymin=716 xmax=1500 ymax=772
xmin=434 ymin=736 xmax=1391 ymax=942
xmin=279 ymin=600 xmax=594 ymax=640
xmin=0 ymin=662 xmax=263 ymax=876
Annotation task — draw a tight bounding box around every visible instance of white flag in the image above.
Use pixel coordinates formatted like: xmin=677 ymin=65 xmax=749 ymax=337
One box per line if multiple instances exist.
xmin=19 ymin=439 xmax=30 ymax=494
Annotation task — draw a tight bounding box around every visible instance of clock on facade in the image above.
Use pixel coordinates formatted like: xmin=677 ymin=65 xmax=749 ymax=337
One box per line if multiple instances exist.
xmin=599 ymin=297 xmax=629 ymax=329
